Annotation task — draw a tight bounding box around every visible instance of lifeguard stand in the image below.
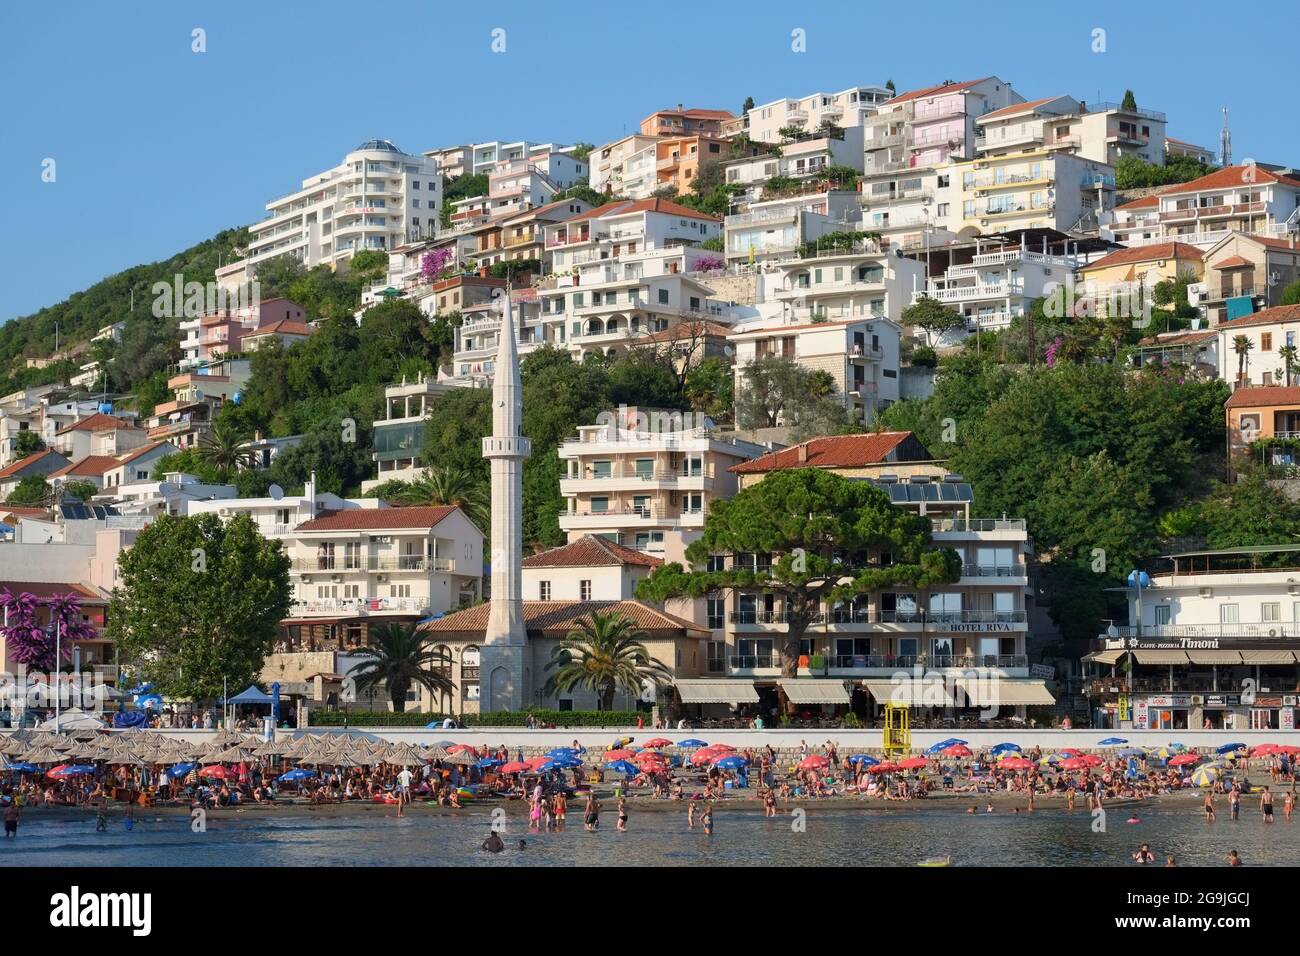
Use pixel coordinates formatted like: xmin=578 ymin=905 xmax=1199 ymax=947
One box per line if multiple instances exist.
xmin=883 ymin=702 xmax=910 ymax=757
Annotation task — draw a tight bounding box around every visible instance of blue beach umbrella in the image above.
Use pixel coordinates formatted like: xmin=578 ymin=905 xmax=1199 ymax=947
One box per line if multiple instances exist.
xmin=989 ymin=743 xmax=1022 ymax=755
xmin=5 ymin=762 xmax=39 ymax=774
xmin=605 ymin=760 xmax=640 ymax=775
xmin=1118 ymin=748 xmax=1145 ymax=757
xmin=677 ymin=739 xmax=708 ymax=748
xmin=1098 ymin=737 xmax=1128 ymax=746
xmin=165 ymin=762 xmax=197 ymax=779
xmin=547 ymin=747 xmax=583 ymax=758
xmin=1216 ymin=742 xmax=1248 ymax=755
xmin=475 ymin=758 xmax=503 ymax=769
xmin=278 ymin=769 xmax=317 ymax=783
xmin=848 ymin=754 xmax=879 ymax=765
xmin=715 ymin=755 xmax=750 ymax=770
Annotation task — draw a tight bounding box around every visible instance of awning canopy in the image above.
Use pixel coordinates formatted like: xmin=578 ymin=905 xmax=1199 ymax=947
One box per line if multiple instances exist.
xmin=863 ymin=678 xmax=957 ymax=707
xmin=674 ymin=679 xmax=759 ymax=705
xmin=1240 ymin=650 xmax=1298 ymax=664
xmin=1133 ymin=651 xmax=1190 ymax=665
xmin=1186 ymin=651 xmax=1244 ymax=665
xmin=1084 ymin=650 xmax=1124 ymax=666
xmin=226 ymin=684 xmax=274 ymax=705
xmin=778 ymin=679 xmax=850 ymax=704
xmin=958 ymin=679 xmax=1056 ymax=706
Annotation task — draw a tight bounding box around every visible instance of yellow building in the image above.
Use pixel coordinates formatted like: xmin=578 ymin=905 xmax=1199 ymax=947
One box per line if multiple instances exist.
xmin=941 ymin=149 xmax=1115 ymax=236
xmin=1076 ymin=241 xmax=1204 ymax=318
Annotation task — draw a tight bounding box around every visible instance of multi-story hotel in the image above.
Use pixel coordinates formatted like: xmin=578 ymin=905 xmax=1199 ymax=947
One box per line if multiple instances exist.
xmin=556 ymin=407 xmax=767 ymax=562
xmin=363 ymin=377 xmax=453 ymax=492
xmin=681 ymin=432 xmax=1049 ymax=720
xmin=1104 ymin=165 xmax=1300 ymax=249
xmin=239 ymin=140 xmax=442 ymax=273
xmin=722 ymin=129 xmax=864 ymax=198
xmin=742 ymin=86 xmax=893 ymax=144
xmin=1084 ymin=544 xmax=1300 ymax=730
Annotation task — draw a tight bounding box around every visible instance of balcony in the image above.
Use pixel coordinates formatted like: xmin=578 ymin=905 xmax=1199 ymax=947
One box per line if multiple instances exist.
xmin=1159 ymin=201 xmax=1265 ymax=223
xmin=1104 ymin=623 xmax=1300 ymax=641
xmin=921 ymin=281 xmax=1025 ymax=303
xmin=292 ymin=556 xmax=460 ymax=573
xmin=1093 ymin=101 xmax=1166 ymax=122
xmin=287 ymin=597 xmax=431 ymax=618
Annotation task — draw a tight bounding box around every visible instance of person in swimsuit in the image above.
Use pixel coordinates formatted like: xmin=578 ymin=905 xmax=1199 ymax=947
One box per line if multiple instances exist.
xmin=1226 ymin=849 xmax=1242 ymax=866
xmin=1261 ymin=786 xmax=1274 ymax=823
xmin=701 ymin=804 xmax=713 ymax=835
xmin=1229 ymin=786 xmax=1240 ymax=820
xmin=584 ymin=794 xmax=600 ymax=831
xmin=616 ymin=797 xmax=628 ymax=832
xmin=1284 ymin=790 xmax=1295 ymax=822
xmin=687 ymin=800 xmax=696 ymax=829
xmin=3 ymin=800 xmax=19 ymax=838
xmin=481 ymin=831 xmax=504 ymax=853
xmin=1131 ymin=843 xmax=1155 ymax=864
xmin=1203 ymin=791 xmax=1216 ymax=822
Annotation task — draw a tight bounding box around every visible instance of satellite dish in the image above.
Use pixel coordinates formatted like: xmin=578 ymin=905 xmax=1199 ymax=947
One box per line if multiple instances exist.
xmin=268 ymin=484 xmax=284 ymax=501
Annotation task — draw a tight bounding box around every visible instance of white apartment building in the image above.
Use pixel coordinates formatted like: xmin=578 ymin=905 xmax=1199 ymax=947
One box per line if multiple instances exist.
xmin=722 ymin=130 xmax=864 ymax=200
xmin=556 ymin=409 xmax=767 ymax=563
xmin=756 ymin=242 xmax=925 ymax=326
xmin=448 ymin=150 xmax=588 ymax=227
xmin=1085 ymin=545 xmax=1300 ymax=731
xmin=187 ymin=473 xmax=376 ymax=539
xmin=363 ymin=377 xmax=453 ymax=491
xmin=913 ymin=237 xmax=1083 ymax=339
xmin=590 ymin=134 xmax=660 ymax=196
xmin=239 ymin=140 xmax=442 ymax=273
xmin=728 ymin=311 xmax=903 ymax=425
xmin=724 ymin=190 xmax=863 ymax=266
xmin=706 ymin=445 xmax=1046 ymax=718
xmin=973 ymin=95 xmax=1082 ymax=157
xmin=446 ymin=291 xmax=553 ymax=386
xmin=1213 ymin=305 xmax=1300 ymax=386
xmin=1041 ymin=100 xmax=1166 ymax=168
xmin=425 ymin=141 xmax=571 ymax=180
xmin=938 ymin=149 xmax=1116 ymax=236
xmin=1104 ymin=165 xmax=1300 ymax=249
xmin=522 ymin=534 xmax=664 ymax=602
xmin=743 ymin=86 xmax=893 ymax=144
xmin=858 ymin=168 xmax=956 ymax=251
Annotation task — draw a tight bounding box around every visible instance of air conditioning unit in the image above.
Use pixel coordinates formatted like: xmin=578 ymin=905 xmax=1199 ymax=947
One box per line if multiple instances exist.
xmin=302 ymin=576 xmax=312 ymax=584
xmin=377 ymin=536 xmax=393 ymax=544
xmin=1285 ymin=695 xmax=1297 ymax=706
xmin=377 ymin=574 xmax=388 ymax=583
xmin=331 ymin=575 xmax=341 ymax=583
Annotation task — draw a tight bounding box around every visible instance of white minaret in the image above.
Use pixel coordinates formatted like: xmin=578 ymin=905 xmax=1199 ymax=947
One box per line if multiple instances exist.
xmin=479 ymin=291 xmax=531 ymax=711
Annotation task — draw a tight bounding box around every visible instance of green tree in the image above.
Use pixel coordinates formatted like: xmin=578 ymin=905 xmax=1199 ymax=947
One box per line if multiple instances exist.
xmin=347 ymin=621 xmax=457 ymax=713
xmin=6 ymin=476 xmax=52 ymax=506
xmin=197 ymin=421 xmax=255 ymax=471
xmin=1280 ymin=279 xmax=1300 ymax=306
xmin=568 ymin=142 xmax=595 ymax=163
xmin=741 ymin=96 xmax=755 ymax=113
xmin=541 ymin=610 xmax=673 ymax=711
xmin=1174 ymin=467 xmax=1300 ymax=549
xmin=108 ymin=513 xmax=291 ymax=699
xmin=61 ymin=479 xmax=99 ymax=503
xmin=904 ymin=297 xmax=966 ymax=348
xmin=13 ymin=431 xmax=45 ymax=459
xmin=684 ymin=356 xmax=735 ymax=421
xmin=1232 ymin=334 xmax=1254 ymax=382
xmin=734 ymin=357 xmax=859 ymax=440
xmin=412 ymin=465 xmax=489 ymax=530
xmin=637 ymin=469 xmax=961 ymax=710
xmin=1120 ymin=89 xmax=1137 ymax=111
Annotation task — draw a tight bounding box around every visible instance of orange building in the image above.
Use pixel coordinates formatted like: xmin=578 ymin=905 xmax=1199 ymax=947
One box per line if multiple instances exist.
xmin=654 ymin=134 xmax=729 ymax=194
xmin=639 ymin=106 xmax=734 ymax=139
xmin=1224 ymin=385 xmax=1300 ymax=461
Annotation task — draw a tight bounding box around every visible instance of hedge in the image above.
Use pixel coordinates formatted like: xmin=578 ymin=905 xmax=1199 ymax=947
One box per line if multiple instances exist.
xmin=308 ymin=710 xmax=647 ymax=728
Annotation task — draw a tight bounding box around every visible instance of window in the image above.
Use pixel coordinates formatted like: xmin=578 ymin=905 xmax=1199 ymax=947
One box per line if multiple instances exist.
xmin=658 ymin=288 xmax=669 ymax=304
xmin=1262 ymin=602 xmax=1282 ymax=623
xmin=580 ymin=580 xmax=592 ymax=601
xmin=707 ymin=597 xmax=725 ymax=629
xmin=590 ymin=496 xmax=609 ymax=513
xmin=1154 ymin=605 xmax=1171 ymax=626
xmin=1220 ymin=604 xmax=1239 ymax=625
xmin=539 ymin=581 xmax=551 ymax=600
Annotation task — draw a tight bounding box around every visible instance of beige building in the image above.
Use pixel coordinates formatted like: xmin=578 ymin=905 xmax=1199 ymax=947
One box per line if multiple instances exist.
xmin=1200 ymin=234 xmax=1300 ymax=325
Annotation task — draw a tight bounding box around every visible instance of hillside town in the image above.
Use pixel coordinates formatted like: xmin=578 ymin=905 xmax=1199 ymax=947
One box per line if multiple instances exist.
xmin=5 ymin=76 xmax=1300 ymax=739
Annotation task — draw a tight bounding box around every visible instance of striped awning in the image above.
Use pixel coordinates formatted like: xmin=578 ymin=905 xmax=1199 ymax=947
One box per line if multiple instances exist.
xmin=673 ymin=679 xmax=759 ymax=704
xmin=1185 ymin=651 xmax=1244 ymax=665
xmin=1133 ymin=650 xmax=1190 ymax=665
xmin=778 ymin=679 xmax=851 ymax=704
xmin=957 ymin=679 xmax=1056 ymax=707
xmin=863 ymin=678 xmax=957 ymax=707
xmin=1084 ymin=650 xmax=1124 ymax=666
xmin=1239 ymin=650 xmax=1298 ymax=665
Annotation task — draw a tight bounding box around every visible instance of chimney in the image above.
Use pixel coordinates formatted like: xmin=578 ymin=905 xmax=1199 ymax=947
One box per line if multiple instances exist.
xmin=797 ymin=443 xmax=808 ymax=464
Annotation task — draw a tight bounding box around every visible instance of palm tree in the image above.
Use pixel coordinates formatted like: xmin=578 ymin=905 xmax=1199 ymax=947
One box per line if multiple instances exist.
xmin=197 ymin=422 xmax=255 ymax=471
xmin=1233 ymin=335 xmax=1255 ymax=383
xmin=347 ymin=621 xmax=456 ymax=713
xmin=542 ymin=610 xmax=673 ymax=711
xmin=414 ymin=465 xmax=489 ymax=529
xmin=1280 ymin=345 xmax=1298 ymax=386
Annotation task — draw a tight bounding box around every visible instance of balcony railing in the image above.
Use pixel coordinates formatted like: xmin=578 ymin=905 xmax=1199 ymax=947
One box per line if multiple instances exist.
xmin=960 ymin=563 xmax=1024 ymax=577
xmin=1104 ymin=623 xmax=1300 ymax=640
xmin=930 ymin=517 xmax=1027 ymax=533
xmin=292 ymin=556 xmax=458 ymax=573
xmin=830 ymin=654 xmax=1027 ymax=670
xmin=730 ymin=609 xmax=1028 ymax=626
xmin=729 ymin=654 xmax=776 ymax=669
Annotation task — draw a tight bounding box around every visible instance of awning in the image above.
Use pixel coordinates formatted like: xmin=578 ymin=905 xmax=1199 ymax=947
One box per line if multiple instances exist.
xmin=1133 ymin=651 xmax=1190 ymax=664
xmin=1186 ymin=651 xmax=1244 ymax=665
xmin=673 ymin=679 xmax=759 ymax=704
xmin=958 ymin=679 xmax=1056 ymax=706
xmin=1240 ymin=650 xmax=1298 ymax=664
xmin=778 ymin=679 xmax=851 ymax=704
xmin=863 ymin=678 xmax=957 ymax=707
xmin=1084 ymin=650 xmax=1124 ymax=666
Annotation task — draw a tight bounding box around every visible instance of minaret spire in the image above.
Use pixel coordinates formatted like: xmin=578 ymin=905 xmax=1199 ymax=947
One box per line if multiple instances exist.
xmin=479 ymin=288 xmax=531 ymax=711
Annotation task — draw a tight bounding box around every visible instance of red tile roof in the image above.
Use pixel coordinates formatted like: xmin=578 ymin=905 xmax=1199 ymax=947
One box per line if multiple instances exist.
xmin=1080 ymin=242 xmax=1204 ymax=272
xmin=114 ymin=441 xmax=169 ymax=467
xmin=49 ymin=455 xmax=119 ymax=479
xmin=731 ymin=432 xmax=923 ymax=474
xmin=294 ymin=505 xmax=459 ymax=532
xmin=522 ymin=536 xmax=664 ymax=569
xmin=1227 ymin=235 xmax=1300 ymax=254
xmin=0 ymin=581 xmax=104 ymax=602
xmin=1218 ymin=305 xmax=1300 ymax=330
xmin=0 ymin=448 xmax=61 ymax=480
xmin=1139 ymin=330 xmax=1216 ymax=346
xmin=420 ymin=599 xmax=706 ymax=636
xmin=0 ymin=506 xmax=54 ymax=520
xmin=1159 ymin=165 xmax=1300 ymax=195
xmin=978 ymin=96 xmax=1066 ymax=122
xmin=641 ymin=320 xmax=733 ymax=344
xmin=1225 ymin=385 xmax=1300 ymax=409
xmin=246 ymin=319 xmax=313 ymax=337
xmin=1212 ymin=255 xmax=1253 ymax=270
xmin=886 ymin=77 xmax=995 ymax=105
xmin=563 ymin=197 xmax=720 ymax=225
xmin=1115 ymin=195 xmax=1160 ymax=211
xmin=55 ymin=412 xmax=134 ymax=436
xmin=650 ymin=107 xmax=735 ymax=121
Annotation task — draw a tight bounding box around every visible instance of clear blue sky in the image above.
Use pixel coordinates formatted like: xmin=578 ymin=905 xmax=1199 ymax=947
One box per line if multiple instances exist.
xmin=1 ymin=0 xmax=1294 ymax=321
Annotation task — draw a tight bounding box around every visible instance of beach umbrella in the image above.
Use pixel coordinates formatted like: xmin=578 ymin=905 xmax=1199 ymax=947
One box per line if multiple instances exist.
xmin=475 ymin=757 xmax=503 ymax=770
xmin=1058 ymin=757 xmax=1089 ymax=770
xmin=447 ymin=744 xmax=477 ymax=755
xmin=19 ymin=746 xmax=66 ymax=764
xmin=605 ymin=760 xmax=639 ymax=775
xmin=610 ymin=736 xmax=634 ymax=749
xmin=443 ymin=752 xmax=482 ymax=766
xmin=605 ymin=749 xmax=636 ymax=761
xmin=1058 ymin=748 xmax=1082 ymax=757
xmin=867 ymin=762 xmax=896 ymax=774
xmin=1189 ymin=766 xmax=1220 ymax=787
xmin=547 ymin=748 xmax=583 ymax=758
xmin=676 ymin=739 xmax=708 ymax=748
xmin=1167 ymin=742 xmax=1187 ymax=752
xmin=277 ymin=769 xmax=317 ymax=783
xmin=199 ymin=765 xmax=234 ymax=779
xmin=848 ymin=754 xmax=879 ymax=765
xmin=499 ymin=761 xmax=529 ymax=774
xmin=941 ymin=744 xmax=972 ymax=758
xmin=1216 ymin=742 xmax=1248 ymax=755
xmin=642 ymin=738 xmax=673 ymax=749
xmin=1001 ymin=757 xmax=1034 ymax=771
xmin=714 ymin=755 xmax=750 ymax=770
xmin=384 ymin=744 xmax=429 ymax=767
xmin=898 ymin=756 xmax=928 ymax=770
xmin=1169 ymin=753 xmax=1201 ymax=767
xmin=1098 ymin=737 xmax=1128 ymax=746
xmin=423 ymin=746 xmax=453 ymax=763
xmin=165 ymin=762 xmax=197 ymax=780
xmin=1080 ymin=754 xmax=1105 ymax=767
xmin=795 ymin=754 xmax=829 ymax=771
xmin=523 ymin=755 xmax=552 ymax=770
xmin=1117 ymin=748 xmax=1145 ymax=757
xmin=989 ymin=743 xmax=1021 ymax=755
xmin=4 ymin=762 xmax=40 ymax=774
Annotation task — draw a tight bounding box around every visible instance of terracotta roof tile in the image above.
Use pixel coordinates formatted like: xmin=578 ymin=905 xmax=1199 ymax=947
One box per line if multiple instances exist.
xmin=0 ymin=448 xmax=61 ymax=480
xmin=113 ymin=441 xmax=169 ymax=467
xmin=1212 ymin=255 xmax=1253 ymax=270
xmin=1115 ymin=195 xmax=1160 ymax=211
xmin=49 ymin=455 xmax=119 ymax=479
xmin=293 ymin=505 xmax=459 ymax=532
xmin=420 ymin=599 xmax=707 ymax=635
xmin=54 ymin=412 xmax=135 ymax=436
xmin=1159 ymin=165 xmax=1300 ymax=196
xmin=522 ymin=536 xmax=664 ymax=569
xmin=1080 ymin=242 xmax=1204 ymax=272
xmin=977 ymin=96 xmax=1067 ymax=122
xmin=0 ymin=506 xmax=54 ymax=520
xmin=731 ymin=432 xmax=925 ymax=474
xmin=1225 ymin=385 xmax=1300 ymax=409
xmin=0 ymin=581 xmax=104 ymax=602
xmin=246 ymin=319 xmax=313 ymax=337
xmin=886 ymin=77 xmax=995 ymax=105
xmin=1218 ymin=305 xmax=1300 ymax=330
xmin=562 ymin=197 xmax=720 ymax=226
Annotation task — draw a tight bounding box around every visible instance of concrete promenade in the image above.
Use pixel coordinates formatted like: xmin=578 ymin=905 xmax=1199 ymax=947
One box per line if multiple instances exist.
xmin=7 ymin=727 xmax=1295 ymax=751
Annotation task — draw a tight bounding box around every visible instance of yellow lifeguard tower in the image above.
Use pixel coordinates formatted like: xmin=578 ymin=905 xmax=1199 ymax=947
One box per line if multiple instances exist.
xmin=883 ymin=702 xmax=910 ymax=757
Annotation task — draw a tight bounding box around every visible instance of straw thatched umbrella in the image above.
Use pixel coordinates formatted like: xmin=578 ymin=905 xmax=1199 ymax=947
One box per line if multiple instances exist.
xmin=383 ymin=743 xmax=428 ymax=767
xmin=20 ymin=745 xmax=68 ymax=764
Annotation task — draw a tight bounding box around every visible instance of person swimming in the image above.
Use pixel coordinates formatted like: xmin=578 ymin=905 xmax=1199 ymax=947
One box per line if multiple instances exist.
xmin=1132 ymin=843 xmax=1155 ymax=864
xmin=481 ymin=831 xmax=504 ymax=853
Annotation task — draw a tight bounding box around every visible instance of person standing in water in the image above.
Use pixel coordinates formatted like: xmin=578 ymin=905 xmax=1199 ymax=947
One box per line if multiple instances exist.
xmin=1284 ymin=790 xmax=1295 ymax=822
xmin=1203 ymin=791 xmax=1216 ymax=822
xmin=1229 ymin=785 xmax=1240 ymax=821
xmin=2 ymin=799 xmax=19 ymax=839
xmin=616 ymin=796 xmax=628 ymax=832
xmin=1260 ymin=786 xmax=1275 ymax=823
xmin=584 ymin=793 xmax=600 ymax=831
xmin=701 ymin=803 xmax=714 ymax=836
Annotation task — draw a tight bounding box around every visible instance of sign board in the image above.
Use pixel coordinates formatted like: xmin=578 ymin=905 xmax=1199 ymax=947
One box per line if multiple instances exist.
xmin=1283 ymin=708 xmax=1296 ymax=731
xmin=1101 ymin=634 xmax=1300 ymax=651
xmin=948 ymin=623 xmax=1016 ymax=633
xmin=1029 ymin=663 xmax=1055 ymax=680
xmin=1134 ymin=699 xmax=1148 ymax=729
xmin=1117 ymin=695 xmax=1129 ymax=722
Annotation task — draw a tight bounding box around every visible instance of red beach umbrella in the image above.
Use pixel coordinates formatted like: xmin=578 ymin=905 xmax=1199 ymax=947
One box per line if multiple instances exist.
xmin=1250 ymin=744 xmax=1280 ymax=756
xmin=642 ymin=738 xmax=673 ymax=748
xmin=499 ymin=761 xmax=529 ymax=774
xmin=799 ymin=755 xmax=830 ymax=770
xmin=1080 ymin=754 xmax=1104 ymax=766
xmin=525 ymin=755 xmax=551 ymax=770
xmin=941 ymin=744 xmax=972 ymax=757
xmin=447 ymin=744 xmax=478 ymax=754
xmin=1059 ymin=748 xmax=1082 ymax=756
xmin=605 ymin=749 xmax=636 ymax=761
xmin=1001 ymin=757 xmax=1034 ymax=770
xmin=199 ymin=765 xmax=233 ymax=779
xmin=867 ymin=762 xmax=895 ymax=774
xmin=898 ymin=757 xmax=928 ymax=770
xmin=1168 ymin=753 xmax=1201 ymax=766
xmin=1058 ymin=757 xmax=1088 ymax=770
